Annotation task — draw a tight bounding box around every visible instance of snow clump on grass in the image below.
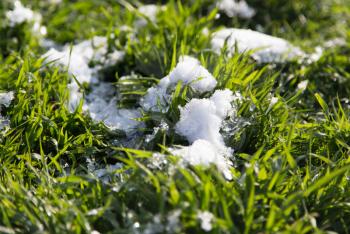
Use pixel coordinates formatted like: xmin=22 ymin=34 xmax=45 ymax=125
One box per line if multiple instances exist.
xmin=135 ymin=4 xmax=165 ymax=28
xmin=211 ymin=28 xmax=304 ymax=63
xmin=0 ymin=91 xmax=15 ymax=108
xmin=141 ymin=56 xmax=217 ymax=111
xmin=172 ymin=89 xmax=240 ymax=180
xmin=6 ymin=1 xmax=47 ymax=36
xmin=0 ymin=91 xmax=15 ymax=131
xmin=197 ymin=211 xmax=214 ymax=232
xmin=217 ymin=0 xmax=255 ymax=19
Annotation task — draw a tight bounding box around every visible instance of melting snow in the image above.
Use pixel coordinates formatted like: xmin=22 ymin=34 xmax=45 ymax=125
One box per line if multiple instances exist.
xmin=6 ymin=1 xmax=47 ymax=36
xmin=135 ymin=4 xmax=164 ymax=28
xmin=211 ymin=28 xmax=304 ymax=63
xmin=172 ymin=89 xmax=239 ymax=180
xmin=217 ymin=0 xmax=255 ymax=19
xmin=0 ymin=91 xmax=15 ymax=108
xmin=43 ymin=36 xmax=124 ymax=110
xmin=43 ymin=37 xmax=142 ymax=133
xmin=297 ymin=80 xmax=309 ymax=92
xmin=141 ymin=56 xmax=217 ymax=111
xmin=83 ymin=82 xmax=142 ymax=133
xmin=0 ymin=91 xmax=15 ymax=132
xmin=197 ymin=211 xmax=214 ymax=232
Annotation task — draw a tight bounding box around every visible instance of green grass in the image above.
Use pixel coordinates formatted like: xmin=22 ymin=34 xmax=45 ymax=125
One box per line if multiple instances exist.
xmin=1 ymin=0 xmax=350 ymax=233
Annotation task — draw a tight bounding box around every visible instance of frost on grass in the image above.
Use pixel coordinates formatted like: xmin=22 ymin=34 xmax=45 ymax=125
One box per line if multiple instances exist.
xmin=141 ymin=56 xmax=217 ymax=112
xmin=172 ymin=89 xmax=240 ymax=180
xmin=217 ymin=0 xmax=255 ymax=19
xmin=211 ymin=28 xmax=304 ymax=63
xmin=6 ymin=1 xmax=47 ymax=36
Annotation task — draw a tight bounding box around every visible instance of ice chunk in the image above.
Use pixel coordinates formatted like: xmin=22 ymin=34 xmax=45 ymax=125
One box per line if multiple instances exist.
xmin=211 ymin=28 xmax=304 ymax=63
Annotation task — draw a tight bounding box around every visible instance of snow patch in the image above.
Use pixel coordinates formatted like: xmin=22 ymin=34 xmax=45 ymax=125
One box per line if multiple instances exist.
xmin=211 ymin=28 xmax=304 ymax=63
xmin=217 ymin=0 xmax=255 ymax=19
xmin=135 ymin=4 xmax=165 ymax=28
xmin=83 ymin=82 xmax=142 ymax=133
xmin=6 ymin=1 xmax=47 ymax=36
xmin=0 ymin=91 xmax=15 ymax=132
xmin=141 ymin=56 xmax=217 ymax=112
xmin=172 ymin=89 xmax=239 ymax=180
xmin=197 ymin=211 xmax=214 ymax=232
xmin=0 ymin=91 xmax=15 ymax=108
xmin=297 ymin=80 xmax=309 ymax=92
xmin=43 ymin=37 xmax=140 ymax=133
xmin=43 ymin=36 xmax=124 ymax=111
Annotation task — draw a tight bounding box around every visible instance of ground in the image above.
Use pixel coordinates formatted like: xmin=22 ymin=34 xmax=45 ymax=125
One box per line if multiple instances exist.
xmin=1 ymin=0 xmax=350 ymax=233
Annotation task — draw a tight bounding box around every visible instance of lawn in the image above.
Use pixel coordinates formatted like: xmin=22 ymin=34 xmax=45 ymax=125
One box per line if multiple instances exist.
xmin=1 ymin=0 xmax=350 ymax=233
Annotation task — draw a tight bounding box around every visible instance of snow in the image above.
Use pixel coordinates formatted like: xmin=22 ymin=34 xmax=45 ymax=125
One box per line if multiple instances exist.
xmin=268 ymin=96 xmax=279 ymax=110
xmin=0 ymin=91 xmax=15 ymax=132
xmin=83 ymin=82 xmax=142 ymax=133
xmin=43 ymin=36 xmax=124 ymax=85
xmin=211 ymin=28 xmax=304 ymax=63
xmin=6 ymin=1 xmax=35 ymax=26
xmin=0 ymin=91 xmax=15 ymax=107
xmin=217 ymin=0 xmax=255 ymax=19
xmin=83 ymin=85 xmax=140 ymax=132
xmin=138 ymin=5 xmax=158 ymax=22
xmin=169 ymin=56 xmax=217 ymax=92
xmin=141 ymin=56 xmax=217 ymax=111
xmin=43 ymin=37 xmax=141 ymax=133
xmin=43 ymin=36 xmax=124 ymax=111
xmin=135 ymin=4 xmax=163 ymax=28
xmin=0 ymin=116 xmax=10 ymax=132
xmin=172 ymin=89 xmax=239 ymax=180
xmin=6 ymin=1 xmax=47 ymax=36
xmin=197 ymin=211 xmax=214 ymax=232
xmin=91 ymin=163 xmax=124 ymax=183
xmin=171 ymin=139 xmax=232 ymax=179
xmin=175 ymin=89 xmax=235 ymax=147
xmin=324 ymin=38 xmax=346 ymax=48
xmin=308 ymin=46 xmax=323 ymax=63
xmin=297 ymin=80 xmax=309 ymax=92
xmin=48 ymin=0 xmax=62 ymax=4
